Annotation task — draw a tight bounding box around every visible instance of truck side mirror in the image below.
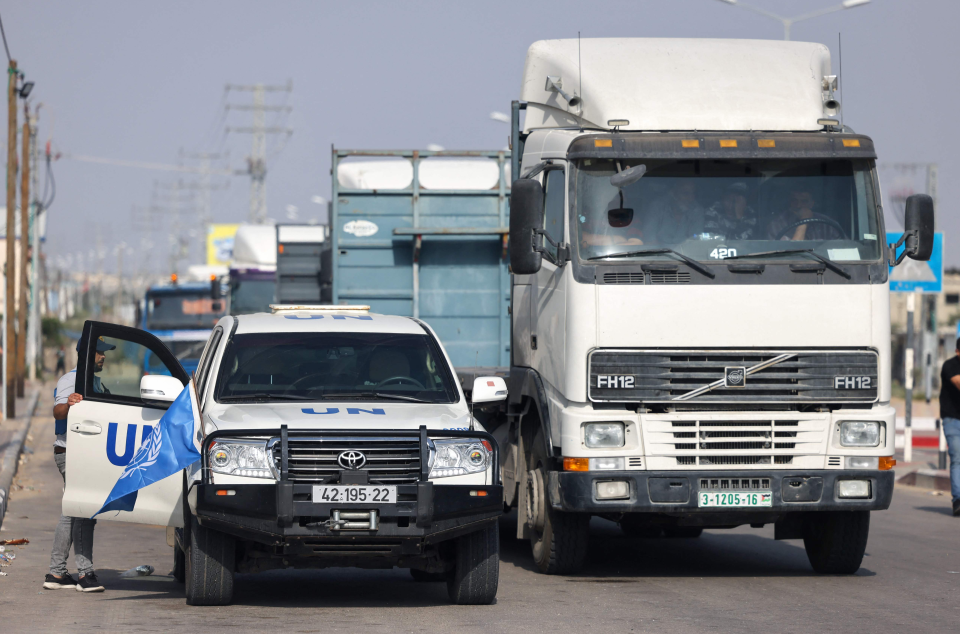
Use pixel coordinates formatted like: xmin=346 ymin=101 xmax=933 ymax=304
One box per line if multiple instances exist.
xmin=903 ymin=194 xmax=934 ymax=261
xmin=509 ymin=179 xmax=544 ymax=275
xmin=471 ymin=376 xmax=508 ymax=403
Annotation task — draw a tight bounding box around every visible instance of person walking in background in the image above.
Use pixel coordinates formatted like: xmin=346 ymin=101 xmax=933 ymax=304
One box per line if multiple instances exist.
xmin=55 ymin=345 xmax=66 ymax=374
xmin=43 ymin=336 xmax=115 ymax=592
xmin=938 ymin=338 xmax=960 ymax=517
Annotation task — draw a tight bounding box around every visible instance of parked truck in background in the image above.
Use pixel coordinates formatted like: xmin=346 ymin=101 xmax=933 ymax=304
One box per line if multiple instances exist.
xmin=140 ymin=279 xmax=227 ymax=375
xmin=329 ymin=39 xmax=935 ymax=576
xmin=228 ymin=224 xmax=278 ymax=315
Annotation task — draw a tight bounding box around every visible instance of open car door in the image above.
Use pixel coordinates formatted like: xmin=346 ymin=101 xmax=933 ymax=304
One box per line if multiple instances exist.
xmin=62 ymin=320 xmax=194 ymax=526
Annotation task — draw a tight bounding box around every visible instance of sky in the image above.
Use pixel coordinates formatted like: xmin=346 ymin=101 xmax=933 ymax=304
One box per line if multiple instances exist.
xmin=4 ymin=0 xmax=960 ymax=273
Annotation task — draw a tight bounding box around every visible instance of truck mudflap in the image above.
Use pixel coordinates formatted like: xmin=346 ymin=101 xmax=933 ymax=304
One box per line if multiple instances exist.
xmin=547 ymin=470 xmax=894 ymax=516
xmin=195 ymin=426 xmax=503 ymax=547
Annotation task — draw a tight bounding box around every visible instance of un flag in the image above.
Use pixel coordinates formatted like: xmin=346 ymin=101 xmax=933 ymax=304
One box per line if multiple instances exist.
xmin=93 ymin=382 xmax=201 ymax=517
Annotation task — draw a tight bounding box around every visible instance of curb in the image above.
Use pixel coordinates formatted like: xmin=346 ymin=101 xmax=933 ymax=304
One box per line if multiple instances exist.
xmin=0 ymin=390 xmax=41 ymax=530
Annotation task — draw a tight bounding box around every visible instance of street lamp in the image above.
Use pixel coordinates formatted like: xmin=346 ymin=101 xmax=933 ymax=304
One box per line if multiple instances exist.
xmin=716 ymin=0 xmax=870 ymax=40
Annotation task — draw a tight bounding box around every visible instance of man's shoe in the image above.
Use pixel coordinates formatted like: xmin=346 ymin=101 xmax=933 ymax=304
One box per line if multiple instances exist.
xmin=43 ymin=573 xmax=79 ymax=590
xmin=953 ymin=499 xmax=960 ymax=517
xmin=76 ymin=573 xmax=105 ymax=593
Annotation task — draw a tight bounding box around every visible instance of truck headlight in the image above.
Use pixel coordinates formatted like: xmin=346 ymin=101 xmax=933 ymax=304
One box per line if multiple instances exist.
xmin=428 ymin=439 xmax=493 ymax=478
xmin=584 ymin=422 xmax=625 ymax=448
xmin=839 ymin=421 xmax=881 ymax=447
xmin=208 ymin=440 xmax=274 ymax=479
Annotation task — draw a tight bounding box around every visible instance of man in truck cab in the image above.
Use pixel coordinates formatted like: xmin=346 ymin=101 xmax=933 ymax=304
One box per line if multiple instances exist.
xmin=703 ymin=182 xmax=758 ymax=240
xmin=767 ymin=187 xmax=844 ymax=241
xmin=643 ymin=180 xmax=705 ymax=244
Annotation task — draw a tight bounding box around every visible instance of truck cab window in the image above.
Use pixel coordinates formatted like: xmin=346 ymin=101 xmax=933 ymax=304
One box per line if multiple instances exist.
xmin=543 ymin=169 xmax=565 ymax=261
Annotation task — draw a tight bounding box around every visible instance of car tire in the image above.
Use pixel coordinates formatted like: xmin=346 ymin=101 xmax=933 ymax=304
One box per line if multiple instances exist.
xmin=172 ymin=527 xmax=186 ymax=584
xmin=410 ymin=568 xmax=448 ymax=583
xmin=447 ymin=522 xmax=500 ymax=605
xmin=803 ymin=511 xmax=869 ymax=574
xmin=619 ymin=516 xmax=662 ymax=539
xmin=185 ymin=514 xmax=235 ymax=606
xmin=528 ymin=431 xmax=590 ymax=575
xmin=663 ymin=527 xmax=703 ymax=539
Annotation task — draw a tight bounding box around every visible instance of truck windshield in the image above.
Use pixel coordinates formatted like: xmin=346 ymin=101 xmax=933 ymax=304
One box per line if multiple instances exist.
xmin=146 ymin=291 xmax=226 ymax=330
xmin=215 ymin=332 xmax=459 ymax=404
xmin=230 ymin=278 xmax=276 ymax=315
xmin=575 ymin=158 xmax=881 ymax=264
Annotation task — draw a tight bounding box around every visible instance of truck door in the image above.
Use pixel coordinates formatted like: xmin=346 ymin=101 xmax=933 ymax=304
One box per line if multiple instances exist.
xmin=530 ymin=166 xmax=567 ymax=389
xmin=62 ymin=320 xmax=192 ymax=527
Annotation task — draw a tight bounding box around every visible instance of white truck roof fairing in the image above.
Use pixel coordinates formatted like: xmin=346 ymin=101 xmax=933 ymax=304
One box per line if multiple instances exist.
xmin=231 ymin=224 xmax=277 ymax=270
xmin=233 ymin=310 xmax=425 ymax=335
xmin=338 ymin=158 xmax=510 ymax=190
xmin=521 ymin=38 xmax=832 ymax=133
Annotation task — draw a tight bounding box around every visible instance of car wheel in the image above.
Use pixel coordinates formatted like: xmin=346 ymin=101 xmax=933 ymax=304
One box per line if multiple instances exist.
xmin=185 ymin=514 xmax=235 ymax=606
xmin=447 ymin=522 xmax=499 ymax=605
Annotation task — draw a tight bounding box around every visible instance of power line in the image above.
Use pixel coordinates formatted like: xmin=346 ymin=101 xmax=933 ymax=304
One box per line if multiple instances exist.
xmin=0 ymin=11 xmax=12 ymax=64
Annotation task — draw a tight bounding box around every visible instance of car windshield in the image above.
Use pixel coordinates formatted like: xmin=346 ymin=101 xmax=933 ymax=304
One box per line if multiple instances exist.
xmin=575 ymin=158 xmax=881 ymax=263
xmin=215 ymin=332 xmax=459 ymax=404
xmin=146 ymin=291 xmax=226 ymax=330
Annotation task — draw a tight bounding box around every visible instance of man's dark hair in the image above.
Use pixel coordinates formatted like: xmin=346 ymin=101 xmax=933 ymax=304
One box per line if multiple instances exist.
xmin=955 ymin=336 xmax=960 ymax=351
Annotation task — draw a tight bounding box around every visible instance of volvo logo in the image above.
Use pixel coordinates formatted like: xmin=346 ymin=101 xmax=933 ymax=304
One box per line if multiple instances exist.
xmin=337 ymin=451 xmax=367 ymax=470
xmin=724 ymin=367 xmax=746 ymax=388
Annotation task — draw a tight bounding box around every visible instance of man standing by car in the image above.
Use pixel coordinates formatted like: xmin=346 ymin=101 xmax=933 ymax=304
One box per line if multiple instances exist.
xmin=938 ymin=338 xmax=960 ymax=517
xmin=43 ymin=336 xmax=114 ymax=592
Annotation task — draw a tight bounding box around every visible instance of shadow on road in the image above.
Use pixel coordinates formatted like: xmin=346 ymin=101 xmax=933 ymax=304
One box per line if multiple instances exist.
xmin=916 ymin=505 xmax=957 ymax=517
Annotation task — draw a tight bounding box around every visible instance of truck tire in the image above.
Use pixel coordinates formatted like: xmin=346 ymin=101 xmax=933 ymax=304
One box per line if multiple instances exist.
xmin=172 ymin=527 xmax=185 ymax=584
xmin=663 ymin=527 xmax=703 ymax=539
xmin=185 ymin=514 xmax=235 ymax=606
xmin=619 ymin=516 xmax=662 ymax=538
xmin=447 ymin=522 xmax=499 ymax=605
xmin=802 ymin=511 xmax=869 ymax=574
xmin=528 ymin=432 xmax=590 ymax=574
xmin=410 ymin=569 xmax=448 ymax=583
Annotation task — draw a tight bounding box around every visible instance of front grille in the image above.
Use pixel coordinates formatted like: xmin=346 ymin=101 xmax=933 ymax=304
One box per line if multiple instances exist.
xmin=644 ymin=414 xmax=827 ymax=470
xmin=700 ymin=478 xmax=771 ymax=490
xmin=650 ymin=271 xmax=690 ymax=284
xmin=271 ymin=436 xmax=421 ymax=485
xmin=604 ymin=272 xmax=644 ymax=284
xmin=590 ymin=349 xmax=878 ymax=404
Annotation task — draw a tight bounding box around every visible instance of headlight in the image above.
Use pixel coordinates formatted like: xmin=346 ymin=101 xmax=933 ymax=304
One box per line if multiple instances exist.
xmin=839 ymin=421 xmax=880 ymax=447
xmin=428 ymin=439 xmax=493 ymax=478
xmin=208 ymin=440 xmax=274 ymax=479
xmin=584 ymin=422 xmax=625 ymax=448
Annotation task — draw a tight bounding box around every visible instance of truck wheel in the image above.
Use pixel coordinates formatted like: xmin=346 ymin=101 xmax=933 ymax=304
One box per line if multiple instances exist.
xmin=172 ymin=528 xmax=185 ymax=584
xmin=447 ymin=522 xmax=499 ymax=605
xmin=185 ymin=514 xmax=235 ymax=606
xmin=619 ymin=516 xmax=662 ymax=538
xmin=663 ymin=527 xmax=703 ymax=539
xmin=410 ymin=569 xmax=448 ymax=582
xmin=528 ymin=432 xmax=589 ymax=574
xmin=803 ymin=511 xmax=869 ymax=574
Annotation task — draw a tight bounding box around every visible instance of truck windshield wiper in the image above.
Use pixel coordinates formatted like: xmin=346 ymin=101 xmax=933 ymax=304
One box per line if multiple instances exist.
xmin=724 ymin=249 xmax=851 ymax=280
xmin=587 ymin=248 xmax=715 ymax=279
xmin=321 ymin=392 xmax=430 ymax=403
xmin=219 ymin=393 xmax=313 ymax=402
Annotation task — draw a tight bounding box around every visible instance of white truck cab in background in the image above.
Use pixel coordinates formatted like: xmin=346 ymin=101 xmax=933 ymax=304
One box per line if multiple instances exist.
xmin=495 ymin=38 xmax=934 ymax=574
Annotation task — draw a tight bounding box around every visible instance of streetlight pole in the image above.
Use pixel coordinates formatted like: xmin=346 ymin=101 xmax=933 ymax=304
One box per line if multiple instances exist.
xmin=716 ymin=0 xmax=871 ymax=40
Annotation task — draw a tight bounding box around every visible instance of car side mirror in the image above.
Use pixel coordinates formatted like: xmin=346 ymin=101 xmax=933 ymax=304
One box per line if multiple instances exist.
xmin=140 ymin=374 xmax=185 ymax=407
xmin=890 ymin=194 xmax=935 ymax=265
xmin=509 ymin=179 xmax=544 ymax=275
xmin=471 ymin=376 xmax=508 ymax=404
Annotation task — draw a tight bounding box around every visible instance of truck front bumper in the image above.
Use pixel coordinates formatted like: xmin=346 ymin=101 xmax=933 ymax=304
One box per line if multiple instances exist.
xmin=195 ymin=481 xmax=503 ymax=548
xmin=548 ymin=469 xmax=893 ymax=517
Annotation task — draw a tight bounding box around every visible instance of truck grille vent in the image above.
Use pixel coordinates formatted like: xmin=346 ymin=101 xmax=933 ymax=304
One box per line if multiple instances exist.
xmin=700 ymin=478 xmax=771 ymax=490
xmin=270 ymin=436 xmax=421 ymax=485
xmin=650 ymin=271 xmax=690 ymax=284
xmin=590 ymin=348 xmax=878 ymax=404
xmin=827 ymin=456 xmax=842 ymax=467
xmin=603 ymin=272 xmax=644 ymax=284
xmin=627 ymin=457 xmax=643 ymax=468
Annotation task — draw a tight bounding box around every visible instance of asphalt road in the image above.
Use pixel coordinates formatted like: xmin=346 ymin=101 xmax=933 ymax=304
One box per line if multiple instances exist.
xmin=0 ymin=390 xmax=957 ymax=633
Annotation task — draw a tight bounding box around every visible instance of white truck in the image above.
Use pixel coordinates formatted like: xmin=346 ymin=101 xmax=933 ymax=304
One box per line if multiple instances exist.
xmin=493 ymin=38 xmax=934 ymax=574
xmin=62 ymin=306 xmax=506 ymax=605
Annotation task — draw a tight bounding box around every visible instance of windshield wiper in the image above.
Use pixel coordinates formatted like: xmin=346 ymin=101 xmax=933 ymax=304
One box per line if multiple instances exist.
xmin=321 ymin=392 xmax=430 ymax=403
xmin=724 ymin=249 xmax=851 ymax=280
xmin=587 ymin=248 xmax=716 ymax=279
xmin=219 ymin=393 xmax=313 ymax=402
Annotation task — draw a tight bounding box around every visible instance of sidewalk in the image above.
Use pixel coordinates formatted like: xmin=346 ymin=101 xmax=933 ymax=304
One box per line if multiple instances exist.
xmin=0 ymin=381 xmax=43 ymax=529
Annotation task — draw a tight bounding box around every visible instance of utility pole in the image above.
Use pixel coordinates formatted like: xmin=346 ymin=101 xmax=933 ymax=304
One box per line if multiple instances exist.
xmin=27 ymin=105 xmax=39 ymax=379
xmin=5 ymin=58 xmax=18 ymax=419
xmin=178 ymin=151 xmax=228 ymax=261
xmin=225 ymin=81 xmax=292 ymax=223
xmin=16 ymin=102 xmax=28 ymax=396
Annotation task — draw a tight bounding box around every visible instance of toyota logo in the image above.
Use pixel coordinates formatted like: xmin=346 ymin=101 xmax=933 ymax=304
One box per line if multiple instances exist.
xmin=338 ymin=451 xmax=366 ymax=470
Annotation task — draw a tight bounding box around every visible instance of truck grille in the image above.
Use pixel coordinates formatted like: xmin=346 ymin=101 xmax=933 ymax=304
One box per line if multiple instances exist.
xmin=270 ymin=436 xmax=421 ymax=485
xmin=642 ymin=414 xmax=830 ymax=470
xmin=590 ymin=349 xmax=878 ymax=404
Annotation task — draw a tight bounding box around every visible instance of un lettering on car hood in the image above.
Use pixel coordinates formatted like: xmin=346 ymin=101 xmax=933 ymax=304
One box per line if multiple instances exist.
xmin=204 ymin=402 xmax=476 ymax=432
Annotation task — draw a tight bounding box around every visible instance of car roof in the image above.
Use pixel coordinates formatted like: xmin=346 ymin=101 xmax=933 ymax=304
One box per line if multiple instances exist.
xmin=231 ymin=310 xmax=426 ymax=336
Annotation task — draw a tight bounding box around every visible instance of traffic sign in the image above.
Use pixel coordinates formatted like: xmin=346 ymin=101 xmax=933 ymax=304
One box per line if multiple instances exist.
xmin=887 ymin=232 xmax=943 ymax=293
